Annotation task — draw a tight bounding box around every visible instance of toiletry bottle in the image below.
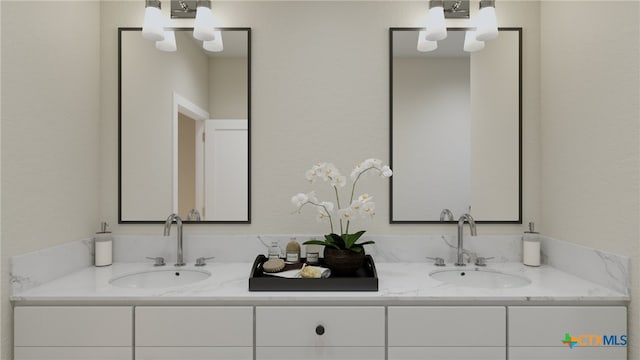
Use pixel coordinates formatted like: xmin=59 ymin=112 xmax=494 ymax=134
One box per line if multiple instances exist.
xmin=268 ymin=241 xmax=281 ymax=259
xmin=95 ymin=222 xmax=113 ymax=267
xmin=522 ymin=222 xmax=540 ymax=267
xmin=286 ymin=238 xmax=301 ymax=263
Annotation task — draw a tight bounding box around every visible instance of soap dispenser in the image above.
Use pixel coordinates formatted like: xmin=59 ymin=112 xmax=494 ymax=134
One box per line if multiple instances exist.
xmin=94 ymin=222 xmax=113 ymax=267
xmin=522 ymin=222 xmax=540 ymax=267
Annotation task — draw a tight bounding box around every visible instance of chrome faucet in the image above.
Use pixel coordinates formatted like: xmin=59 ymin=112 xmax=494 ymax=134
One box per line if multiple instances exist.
xmin=187 ymin=208 xmax=201 ymax=221
xmin=455 ymin=213 xmax=477 ymax=266
xmin=164 ymin=213 xmax=185 ymax=266
xmin=440 ymin=208 xmax=454 ymax=221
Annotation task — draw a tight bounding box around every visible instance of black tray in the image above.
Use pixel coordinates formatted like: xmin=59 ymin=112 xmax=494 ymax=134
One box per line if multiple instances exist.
xmin=248 ymin=254 xmax=378 ymax=291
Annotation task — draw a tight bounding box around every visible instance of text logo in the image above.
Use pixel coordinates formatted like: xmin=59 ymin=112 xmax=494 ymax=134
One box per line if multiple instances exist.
xmin=562 ymin=333 xmax=627 ymax=349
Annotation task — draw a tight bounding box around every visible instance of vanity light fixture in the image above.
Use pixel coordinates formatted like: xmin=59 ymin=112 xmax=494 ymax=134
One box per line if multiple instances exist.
xmin=203 ymin=30 xmax=224 ymax=52
xmin=475 ymin=0 xmax=498 ymax=41
xmin=142 ymin=0 xmax=165 ymax=41
xmin=417 ymin=30 xmax=438 ymax=52
xmin=193 ymin=0 xmax=217 ymax=41
xmin=424 ymin=0 xmax=447 ymax=41
xmin=156 ymin=30 xmax=177 ymax=52
xmin=463 ymin=30 xmax=485 ymax=52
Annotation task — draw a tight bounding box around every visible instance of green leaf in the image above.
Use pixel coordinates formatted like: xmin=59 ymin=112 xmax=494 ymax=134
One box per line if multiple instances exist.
xmin=354 ymin=240 xmax=375 ymax=247
xmin=326 ymin=233 xmax=346 ymax=248
xmin=342 ymin=230 xmax=366 ymax=249
xmin=349 ymin=245 xmax=364 ymax=253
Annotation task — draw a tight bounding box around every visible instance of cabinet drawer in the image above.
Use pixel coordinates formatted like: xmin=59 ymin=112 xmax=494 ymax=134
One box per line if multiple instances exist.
xmin=135 ymin=306 xmax=253 ymax=347
xmin=388 ymin=306 xmax=505 ymax=346
xmin=136 ymin=347 xmax=252 ymax=359
xmin=509 ymin=306 xmax=627 ymax=347
xmin=509 ymin=346 xmax=626 ymax=359
xmin=389 ymin=347 xmax=505 ymax=359
xmin=14 ymin=306 xmax=132 ymax=347
xmin=256 ymin=306 xmax=384 ymax=347
xmin=257 ymin=346 xmax=385 ymax=359
xmin=15 ymin=347 xmax=131 ymax=360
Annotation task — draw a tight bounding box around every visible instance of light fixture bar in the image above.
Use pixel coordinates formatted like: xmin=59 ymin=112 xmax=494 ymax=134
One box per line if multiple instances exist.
xmin=171 ymin=0 xmax=197 ymax=19
xmin=443 ymin=0 xmax=470 ymax=19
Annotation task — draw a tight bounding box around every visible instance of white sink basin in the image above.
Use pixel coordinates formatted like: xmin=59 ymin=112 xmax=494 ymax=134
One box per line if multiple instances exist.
xmin=110 ymin=268 xmax=211 ymax=289
xmin=429 ymin=268 xmax=531 ymax=289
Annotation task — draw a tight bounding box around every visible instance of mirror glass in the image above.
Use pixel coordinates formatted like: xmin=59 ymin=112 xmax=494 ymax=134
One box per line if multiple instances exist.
xmin=390 ymin=28 xmax=521 ymax=223
xmin=119 ymin=28 xmax=251 ymax=223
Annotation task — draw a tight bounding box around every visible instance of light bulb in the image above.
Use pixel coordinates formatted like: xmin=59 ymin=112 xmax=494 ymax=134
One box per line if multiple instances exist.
xmin=156 ymin=31 xmax=177 ymax=52
xmin=203 ymin=31 xmax=224 ymax=52
xmin=417 ymin=31 xmax=438 ymax=52
xmin=193 ymin=5 xmax=216 ymax=41
xmin=476 ymin=5 xmax=498 ymax=41
xmin=425 ymin=4 xmax=447 ymax=41
xmin=464 ymin=30 xmax=485 ymax=52
xmin=142 ymin=5 xmax=164 ymax=41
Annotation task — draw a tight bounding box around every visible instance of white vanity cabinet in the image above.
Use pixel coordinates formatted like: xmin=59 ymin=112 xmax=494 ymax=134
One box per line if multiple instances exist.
xmin=14 ymin=306 xmax=133 ymax=360
xmin=508 ymin=306 xmax=627 ymax=359
xmin=134 ymin=306 xmax=253 ymax=359
xmin=255 ymin=306 xmax=385 ymax=360
xmin=388 ymin=306 xmax=506 ymax=359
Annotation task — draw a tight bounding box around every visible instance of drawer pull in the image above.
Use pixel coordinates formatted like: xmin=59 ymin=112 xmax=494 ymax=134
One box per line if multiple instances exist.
xmin=315 ymin=325 xmax=325 ymax=336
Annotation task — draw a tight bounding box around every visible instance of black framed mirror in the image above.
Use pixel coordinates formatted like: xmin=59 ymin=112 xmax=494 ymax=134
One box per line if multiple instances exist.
xmin=389 ymin=27 xmax=522 ymax=224
xmin=118 ymin=27 xmax=251 ymax=223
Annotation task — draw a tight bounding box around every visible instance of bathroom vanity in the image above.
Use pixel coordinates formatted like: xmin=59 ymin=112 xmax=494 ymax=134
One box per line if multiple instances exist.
xmin=11 ymin=259 xmax=629 ymax=360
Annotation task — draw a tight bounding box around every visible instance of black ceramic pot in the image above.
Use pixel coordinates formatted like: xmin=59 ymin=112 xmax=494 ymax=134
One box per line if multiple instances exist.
xmin=323 ymin=247 xmax=365 ymax=276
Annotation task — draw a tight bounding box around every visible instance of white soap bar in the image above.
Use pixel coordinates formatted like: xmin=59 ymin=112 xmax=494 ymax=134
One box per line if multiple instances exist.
xmin=95 ymin=234 xmax=113 ymax=267
xmin=523 ymin=239 xmax=540 ymax=267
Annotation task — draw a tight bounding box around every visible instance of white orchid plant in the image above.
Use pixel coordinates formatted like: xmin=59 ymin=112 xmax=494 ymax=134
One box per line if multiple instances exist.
xmin=291 ymin=158 xmax=393 ymax=253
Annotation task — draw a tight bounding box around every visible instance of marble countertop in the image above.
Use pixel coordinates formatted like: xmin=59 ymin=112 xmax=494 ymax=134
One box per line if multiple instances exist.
xmin=10 ymin=261 xmax=629 ymax=305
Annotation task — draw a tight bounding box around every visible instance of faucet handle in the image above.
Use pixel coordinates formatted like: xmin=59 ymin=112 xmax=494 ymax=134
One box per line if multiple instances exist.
xmin=195 ymin=256 xmax=214 ymax=266
xmin=426 ymin=257 xmax=446 ymax=266
xmin=475 ymin=256 xmax=494 ymax=267
xmin=146 ymin=256 xmax=166 ymax=266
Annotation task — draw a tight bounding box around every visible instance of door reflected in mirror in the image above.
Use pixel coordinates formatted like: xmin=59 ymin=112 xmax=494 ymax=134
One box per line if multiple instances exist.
xmin=119 ymin=28 xmax=251 ymax=223
xmin=390 ymin=28 xmax=521 ymax=223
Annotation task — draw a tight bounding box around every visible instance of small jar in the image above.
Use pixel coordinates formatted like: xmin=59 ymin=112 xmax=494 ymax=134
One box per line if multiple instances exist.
xmin=306 ymin=251 xmax=320 ymax=265
xmin=268 ymin=241 xmax=281 ymax=259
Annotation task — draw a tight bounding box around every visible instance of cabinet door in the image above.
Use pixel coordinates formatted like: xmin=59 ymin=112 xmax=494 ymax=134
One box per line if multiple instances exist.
xmin=135 ymin=306 xmax=253 ymax=347
xmin=136 ymin=347 xmax=252 ymax=360
xmin=509 ymin=306 xmax=626 ymax=346
xmin=256 ymin=346 xmax=385 ymax=360
xmin=389 ymin=347 xmax=505 ymax=359
xmin=256 ymin=306 xmax=384 ymax=347
xmin=15 ymin=347 xmax=131 ymax=360
xmin=388 ymin=306 xmax=506 ymax=346
xmin=509 ymin=347 xmax=626 ymax=360
xmin=14 ymin=306 xmax=132 ymax=347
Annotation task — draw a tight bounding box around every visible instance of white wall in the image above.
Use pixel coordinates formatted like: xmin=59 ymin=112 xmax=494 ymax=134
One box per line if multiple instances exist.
xmin=101 ymin=0 xmax=541 ymax=236
xmin=540 ymin=1 xmax=640 ymax=359
xmin=1 ymin=1 xmax=101 ymax=358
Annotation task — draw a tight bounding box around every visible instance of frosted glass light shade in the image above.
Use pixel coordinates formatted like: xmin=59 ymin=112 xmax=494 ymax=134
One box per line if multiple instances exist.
xmin=142 ymin=6 xmax=164 ymax=41
xmin=464 ymin=30 xmax=485 ymax=52
xmin=193 ymin=6 xmax=216 ymax=41
xmin=425 ymin=6 xmax=447 ymax=41
xmin=156 ymin=31 xmax=177 ymax=52
xmin=417 ymin=31 xmax=438 ymax=52
xmin=475 ymin=6 xmax=498 ymax=41
xmin=203 ymin=31 xmax=224 ymax=52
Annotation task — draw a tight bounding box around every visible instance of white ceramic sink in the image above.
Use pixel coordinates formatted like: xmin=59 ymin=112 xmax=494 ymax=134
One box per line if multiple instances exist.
xmin=429 ymin=268 xmax=531 ymax=289
xmin=110 ymin=268 xmax=211 ymax=289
